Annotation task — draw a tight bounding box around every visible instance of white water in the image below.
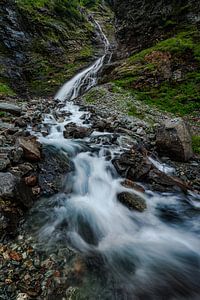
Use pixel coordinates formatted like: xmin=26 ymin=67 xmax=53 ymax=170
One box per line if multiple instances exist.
xmin=30 ymin=19 xmax=200 ymax=299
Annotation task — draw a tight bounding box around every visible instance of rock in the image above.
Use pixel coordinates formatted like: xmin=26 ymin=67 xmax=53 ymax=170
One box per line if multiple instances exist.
xmin=113 ymin=146 xmax=151 ymax=180
xmin=147 ymin=169 xmax=189 ymax=192
xmin=24 ymin=175 xmax=37 ymax=187
xmin=156 ymin=118 xmax=193 ymax=162
xmin=15 ymin=179 xmax=36 ymax=208
xmin=38 ymin=145 xmax=72 ymax=195
xmin=0 ymin=199 xmax=23 ymax=241
xmin=0 ymin=103 xmax=21 ymax=116
xmin=117 ymin=191 xmax=146 ymax=212
xmin=0 ymin=172 xmax=18 ymax=199
xmin=10 ymin=147 xmax=23 ymax=164
xmin=0 ymin=153 xmax=10 ymax=171
xmin=18 ymin=137 xmax=41 ymax=162
xmin=64 ymin=123 xmax=92 ymax=139
xmin=121 ymin=179 xmax=145 ymax=193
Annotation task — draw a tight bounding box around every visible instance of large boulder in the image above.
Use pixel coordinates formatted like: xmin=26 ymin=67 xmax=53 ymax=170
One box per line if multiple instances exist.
xmin=0 ymin=102 xmax=21 ymax=116
xmin=64 ymin=123 xmax=93 ymax=139
xmin=117 ymin=191 xmax=146 ymax=212
xmin=18 ymin=136 xmax=41 ymax=162
xmin=38 ymin=145 xmax=73 ymax=195
xmin=156 ymin=118 xmax=193 ymax=162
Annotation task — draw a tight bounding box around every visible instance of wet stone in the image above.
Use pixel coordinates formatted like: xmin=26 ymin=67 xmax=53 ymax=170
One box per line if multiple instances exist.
xmin=117 ymin=191 xmax=146 ymax=212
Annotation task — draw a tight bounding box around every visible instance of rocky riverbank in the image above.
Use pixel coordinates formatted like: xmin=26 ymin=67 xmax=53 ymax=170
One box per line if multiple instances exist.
xmin=0 ymin=92 xmax=200 ymax=299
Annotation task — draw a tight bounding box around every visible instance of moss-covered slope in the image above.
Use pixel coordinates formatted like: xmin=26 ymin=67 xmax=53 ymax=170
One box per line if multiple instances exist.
xmin=0 ymin=0 xmax=105 ymax=97
xmin=110 ymin=26 xmax=200 ymax=117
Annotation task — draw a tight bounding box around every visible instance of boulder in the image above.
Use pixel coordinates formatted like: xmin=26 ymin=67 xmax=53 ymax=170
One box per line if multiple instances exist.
xmin=117 ymin=191 xmax=146 ymax=212
xmin=18 ymin=136 xmax=41 ymax=162
xmin=156 ymin=118 xmax=193 ymax=162
xmin=0 ymin=102 xmax=21 ymax=116
xmin=112 ymin=146 xmax=151 ymax=180
xmin=38 ymin=145 xmax=73 ymax=195
xmin=0 ymin=172 xmax=18 ymax=199
xmin=64 ymin=123 xmax=92 ymax=139
xmin=121 ymin=179 xmax=145 ymax=193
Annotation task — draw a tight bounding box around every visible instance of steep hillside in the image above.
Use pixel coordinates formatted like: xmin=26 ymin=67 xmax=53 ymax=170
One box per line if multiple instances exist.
xmin=103 ymin=0 xmax=200 ymax=139
xmin=113 ymin=0 xmax=200 ymax=54
xmin=0 ymin=0 xmax=106 ymax=97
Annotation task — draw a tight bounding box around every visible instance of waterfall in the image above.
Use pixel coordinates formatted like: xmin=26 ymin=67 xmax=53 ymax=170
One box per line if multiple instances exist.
xmin=55 ymin=20 xmax=111 ymax=102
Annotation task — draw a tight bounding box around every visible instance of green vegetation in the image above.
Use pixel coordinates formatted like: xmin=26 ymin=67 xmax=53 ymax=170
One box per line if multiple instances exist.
xmin=127 ymin=103 xmax=144 ymax=119
xmin=192 ymin=136 xmax=200 ymax=154
xmin=0 ymin=83 xmax=15 ymax=96
xmin=113 ymin=26 xmax=200 ymax=115
xmin=128 ymin=27 xmax=200 ymax=64
xmin=0 ymin=111 xmax=6 ymax=117
xmin=85 ymin=87 xmax=106 ymax=103
xmin=9 ymin=0 xmax=101 ymax=96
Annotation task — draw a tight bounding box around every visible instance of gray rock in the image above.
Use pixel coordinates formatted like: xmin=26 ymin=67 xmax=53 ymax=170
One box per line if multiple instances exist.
xmin=0 ymin=102 xmax=21 ymax=116
xmin=0 ymin=172 xmax=18 ymax=199
xmin=156 ymin=118 xmax=193 ymax=162
xmin=0 ymin=153 xmax=10 ymax=171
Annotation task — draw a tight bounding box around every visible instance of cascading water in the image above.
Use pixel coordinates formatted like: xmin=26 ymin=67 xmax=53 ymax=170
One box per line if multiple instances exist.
xmin=55 ymin=19 xmax=111 ymax=102
xmin=29 ymin=17 xmax=200 ymax=300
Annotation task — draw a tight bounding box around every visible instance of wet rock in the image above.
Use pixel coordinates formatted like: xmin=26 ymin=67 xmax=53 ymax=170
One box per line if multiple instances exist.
xmin=122 ymin=179 xmax=145 ymax=193
xmin=90 ymin=133 xmax=119 ymax=145
xmin=10 ymin=147 xmax=23 ymax=164
xmin=24 ymin=175 xmax=37 ymax=187
xmin=117 ymin=191 xmax=146 ymax=212
xmin=113 ymin=146 xmax=151 ymax=180
xmin=38 ymin=145 xmax=73 ymax=195
xmin=0 ymin=172 xmax=18 ymax=199
xmin=0 ymin=103 xmax=21 ymax=116
xmin=0 ymin=199 xmax=23 ymax=241
xmin=0 ymin=153 xmax=10 ymax=171
xmin=147 ymin=169 xmax=189 ymax=192
xmin=156 ymin=118 xmax=193 ymax=162
xmin=92 ymin=119 xmax=112 ymax=132
xmin=15 ymin=179 xmax=36 ymax=208
xmin=18 ymin=137 xmax=41 ymax=162
xmin=9 ymin=163 xmax=34 ymax=177
xmin=64 ymin=123 xmax=93 ymax=139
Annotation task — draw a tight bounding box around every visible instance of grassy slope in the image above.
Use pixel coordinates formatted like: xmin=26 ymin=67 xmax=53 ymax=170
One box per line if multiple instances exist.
xmin=113 ymin=26 xmax=200 ymax=116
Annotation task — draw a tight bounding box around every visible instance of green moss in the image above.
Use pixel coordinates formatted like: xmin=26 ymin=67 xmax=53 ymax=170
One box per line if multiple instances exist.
xmin=192 ymin=136 xmax=200 ymax=154
xmin=128 ymin=27 xmax=200 ymax=64
xmin=0 ymin=111 xmax=6 ymax=117
xmin=0 ymin=83 xmax=15 ymax=96
xmin=113 ymin=26 xmax=200 ymax=115
xmin=85 ymin=87 xmax=106 ymax=103
xmin=127 ymin=103 xmax=144 ymax=119
xmin=78 ymin=45 xmax=94 ymax=60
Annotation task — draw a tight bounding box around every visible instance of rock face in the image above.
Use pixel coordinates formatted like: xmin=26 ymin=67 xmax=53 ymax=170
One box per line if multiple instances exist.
xmin=0 ymin=0 xmax=102 ymax=96
xmin=113 ymin=0 xmax=200 ymax=53
xmin=156 ymin=118 xmax=193 ymax=162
